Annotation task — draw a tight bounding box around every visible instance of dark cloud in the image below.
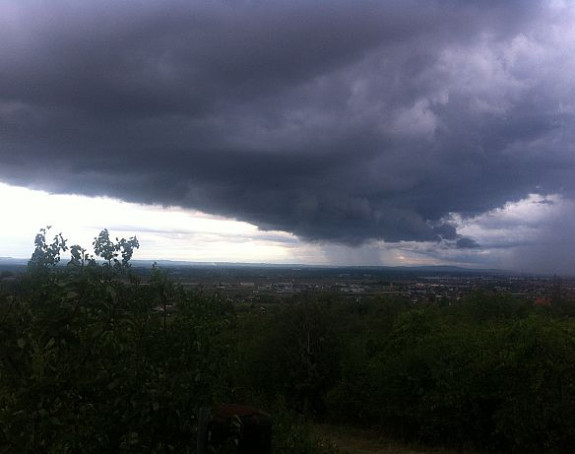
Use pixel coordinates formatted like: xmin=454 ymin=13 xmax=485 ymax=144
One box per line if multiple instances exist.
xmin=455 ymin=237 xmax=481 ymax=250
xmin=1 ymin=0 xmax=574 ymax=248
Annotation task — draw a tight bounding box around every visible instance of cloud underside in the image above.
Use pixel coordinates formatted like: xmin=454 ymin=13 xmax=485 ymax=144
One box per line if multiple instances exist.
xmin=2 ymin=0 xmax=575 ymax=248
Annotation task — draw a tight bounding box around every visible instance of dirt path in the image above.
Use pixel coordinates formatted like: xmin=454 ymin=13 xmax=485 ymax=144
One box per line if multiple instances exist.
xmin=313 ymin=424 xmax=483 ymax=454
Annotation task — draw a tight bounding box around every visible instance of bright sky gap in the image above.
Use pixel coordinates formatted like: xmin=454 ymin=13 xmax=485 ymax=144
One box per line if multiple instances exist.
xmin=2 ymin=181 xmax=573 ymax=273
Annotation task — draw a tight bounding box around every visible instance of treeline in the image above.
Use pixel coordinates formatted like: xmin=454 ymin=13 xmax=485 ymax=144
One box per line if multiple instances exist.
xmin=2 ymin=230 xmax=575 ymax=452
xmin=245 ymin=293 xmax=575 ymax=453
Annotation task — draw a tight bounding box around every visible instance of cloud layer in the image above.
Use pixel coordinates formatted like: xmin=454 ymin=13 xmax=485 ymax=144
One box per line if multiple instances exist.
xmin=2 ymin=1 xmax=575 ymax=255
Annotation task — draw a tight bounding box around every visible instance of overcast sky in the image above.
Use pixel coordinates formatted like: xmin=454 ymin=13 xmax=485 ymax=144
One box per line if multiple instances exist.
xmin=2 ymin=0 xmax=575 ymax=273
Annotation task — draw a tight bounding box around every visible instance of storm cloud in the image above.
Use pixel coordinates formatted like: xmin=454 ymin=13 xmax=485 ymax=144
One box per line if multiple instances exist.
xmin=2 ymin=0 xmax=575 ymax=248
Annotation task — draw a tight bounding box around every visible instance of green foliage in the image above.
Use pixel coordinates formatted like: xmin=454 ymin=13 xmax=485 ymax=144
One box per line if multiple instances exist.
xmin=236 ymin=296 xmax=341 ymax=416
xmin=27 ymin=226 xmax=139 ymax=275
xmin=492 ymin=316 xmax=575 ymax=452
xmin=1 ymin=229 xmax=234 ymax=453
xmin=317 ymin=291 xmax=575 ymax=452
xmin=461 ymin=290 xmax=530 ymax=323
xmin=2 ymin=228 xmax=337 ymax=454
xmin=28 ymin=226 xmax=68 ymax=273
xmin=92 ymin=228 xmax=140 ymax=271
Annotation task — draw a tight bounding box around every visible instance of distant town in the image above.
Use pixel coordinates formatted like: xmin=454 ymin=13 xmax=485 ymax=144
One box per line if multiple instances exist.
xmin=153 ymin=264 xmax=575 ymax=307
xmin=2 ymin=258 xmax=574 ymax=308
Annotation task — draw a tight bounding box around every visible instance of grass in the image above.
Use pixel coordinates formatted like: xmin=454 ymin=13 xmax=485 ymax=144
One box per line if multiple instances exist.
xmin=313 ymin=424 xmax=490 ymax=454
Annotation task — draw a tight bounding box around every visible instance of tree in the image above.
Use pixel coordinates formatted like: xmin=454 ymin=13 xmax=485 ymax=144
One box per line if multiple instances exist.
xmin=92 ymin=228 xmax=139 ymax=272
xmin=27 ymin=226 xmax=68 ymax=272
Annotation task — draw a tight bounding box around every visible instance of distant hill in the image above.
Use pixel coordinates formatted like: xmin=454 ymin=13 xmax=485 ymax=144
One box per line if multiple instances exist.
xmin=129 ymin=260 xmax=509 ymax=275
xmin=0 ymin=257 xmax=28 ymax=266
